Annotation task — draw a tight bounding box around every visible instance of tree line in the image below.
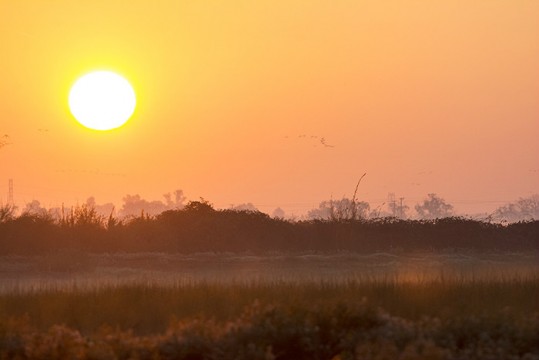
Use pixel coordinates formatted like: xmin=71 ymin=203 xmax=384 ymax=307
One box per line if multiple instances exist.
xmin=0 ymin=199 xmax=537 ymax=255
xmin=16 ymin=191 xmax=539 ymax=223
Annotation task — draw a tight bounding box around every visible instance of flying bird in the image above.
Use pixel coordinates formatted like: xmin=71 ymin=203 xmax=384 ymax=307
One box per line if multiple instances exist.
xmin=288 ymin=134 xmax=335 ymax=148
xmin=0 ymin=134 xmax=10 ymax=148
xmin=319 ymin=137 xmax=335 ymax=148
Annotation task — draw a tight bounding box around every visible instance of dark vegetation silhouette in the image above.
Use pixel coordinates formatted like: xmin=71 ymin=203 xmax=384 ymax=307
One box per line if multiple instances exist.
xmin=2 ymin=286 xmax=538 ymax=359
xmin=0 ymin=198 xmax=537 ymax=255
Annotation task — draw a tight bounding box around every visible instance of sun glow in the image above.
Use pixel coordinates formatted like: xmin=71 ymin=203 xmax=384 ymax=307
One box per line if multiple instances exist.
xmin=69 ymin=71 xmax=136 ymax=131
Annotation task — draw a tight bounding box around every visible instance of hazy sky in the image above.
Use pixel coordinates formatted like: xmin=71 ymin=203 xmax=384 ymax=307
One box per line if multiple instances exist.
xmin=1 ymin=1 xmax=538 ymax=216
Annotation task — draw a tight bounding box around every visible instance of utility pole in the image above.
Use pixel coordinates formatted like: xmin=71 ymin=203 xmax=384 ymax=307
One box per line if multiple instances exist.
xmin=388 ymin=192 xmax=396 ymax=216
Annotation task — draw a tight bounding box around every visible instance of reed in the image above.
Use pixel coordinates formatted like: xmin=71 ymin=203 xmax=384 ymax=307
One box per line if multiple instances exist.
xmin=1 ymin=275 xmax=537 ymax=335
xmin=1 ymin=276 xmax=538 ymax=359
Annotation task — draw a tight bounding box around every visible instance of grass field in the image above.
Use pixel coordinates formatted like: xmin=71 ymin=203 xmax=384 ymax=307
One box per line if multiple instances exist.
xmin=1 ymin=252 xmax=538 ymax=359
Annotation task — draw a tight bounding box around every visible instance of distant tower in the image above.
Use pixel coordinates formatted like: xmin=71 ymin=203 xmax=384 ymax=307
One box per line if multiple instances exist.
xmin=7 ymin=179 xmax=13 ymax=205
xmin=399 ymin=197 xmax=405 ymax=218
xmin=387 ymin=192 xmax=396 ymax=216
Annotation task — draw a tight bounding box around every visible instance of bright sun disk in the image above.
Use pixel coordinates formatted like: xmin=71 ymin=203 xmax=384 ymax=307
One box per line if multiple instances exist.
xmin=69 ymin=71 xmax=136 ymax=131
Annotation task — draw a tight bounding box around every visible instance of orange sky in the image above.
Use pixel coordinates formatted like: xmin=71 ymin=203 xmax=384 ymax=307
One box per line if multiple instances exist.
xmin=1 ymin=0 xmax=538 ymax=216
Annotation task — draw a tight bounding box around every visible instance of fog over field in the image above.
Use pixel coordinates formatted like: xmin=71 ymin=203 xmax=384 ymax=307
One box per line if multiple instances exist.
xmin=2 ymin=251 xmax=537 ymax=293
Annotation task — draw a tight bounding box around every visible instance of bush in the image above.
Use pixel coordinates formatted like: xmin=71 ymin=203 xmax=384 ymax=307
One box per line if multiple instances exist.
xmin=0 ymin=202 xmax=538 ymax=254
xmin=1 ymin=299 xmax=537 ymax=359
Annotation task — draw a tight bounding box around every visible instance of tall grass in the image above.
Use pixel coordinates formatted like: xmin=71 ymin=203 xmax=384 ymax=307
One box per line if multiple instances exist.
xmin=1 ymin=276 xmax=537 ymax=335
xmin=1 ymin=276 xmax=538 ymax=359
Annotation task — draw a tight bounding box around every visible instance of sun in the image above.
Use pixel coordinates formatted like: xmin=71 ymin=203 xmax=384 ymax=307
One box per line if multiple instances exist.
xmin=69 ymin=71 xmax=136 ymax=131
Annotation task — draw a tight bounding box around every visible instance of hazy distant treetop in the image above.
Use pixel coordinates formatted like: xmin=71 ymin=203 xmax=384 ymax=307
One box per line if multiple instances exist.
xmin=414 ymin=193 xmax=454 ymax=220
xmin=22 ymin=200 xmax=49 ymax=218
xmin=272 ymin=207 xmax=286 ymax=219
xmin=119 ymin=189 xmax=186 ymax=218
xmin=85 ymin=197 xmax=114 ymax=217
xmin=492 ymin=194 xmax=539 ymax=222
xmin=229 ymin=203 xmax=258 ymax=212
xmin=163 ymin=190 xmax=186 ymax=208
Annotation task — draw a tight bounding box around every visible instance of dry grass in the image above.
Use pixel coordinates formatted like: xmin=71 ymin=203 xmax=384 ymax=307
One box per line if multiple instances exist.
xmin=2 ymin=275 xmax=538 ymax=334
xmin=1 ymin=252 xmax=538 ymax=359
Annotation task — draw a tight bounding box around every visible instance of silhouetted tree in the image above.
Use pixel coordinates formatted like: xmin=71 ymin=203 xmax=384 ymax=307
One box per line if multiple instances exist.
xmin=308 ymin=198 xmax=370 ymax=221
xmin=2 ymin=193 xmax=539 ymax=255
xmin=415 ymin=193 xmax=453 ymax=219
xmin=0 ymin=203 xmax=16 ymax=223
xmin=60 ymin=204 xmax=105 ymax=229
xmin=183 ymin=198 xmax=215 ymax=213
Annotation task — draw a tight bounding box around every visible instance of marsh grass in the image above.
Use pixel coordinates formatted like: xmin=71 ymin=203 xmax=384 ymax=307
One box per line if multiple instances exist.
xmin=1 ymin=275 xmax=538 ymax=359
xmin=1 ymin=252 xmax=538 ymax=359
xmin=1 ymin=275 xmax=537 ymax=335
